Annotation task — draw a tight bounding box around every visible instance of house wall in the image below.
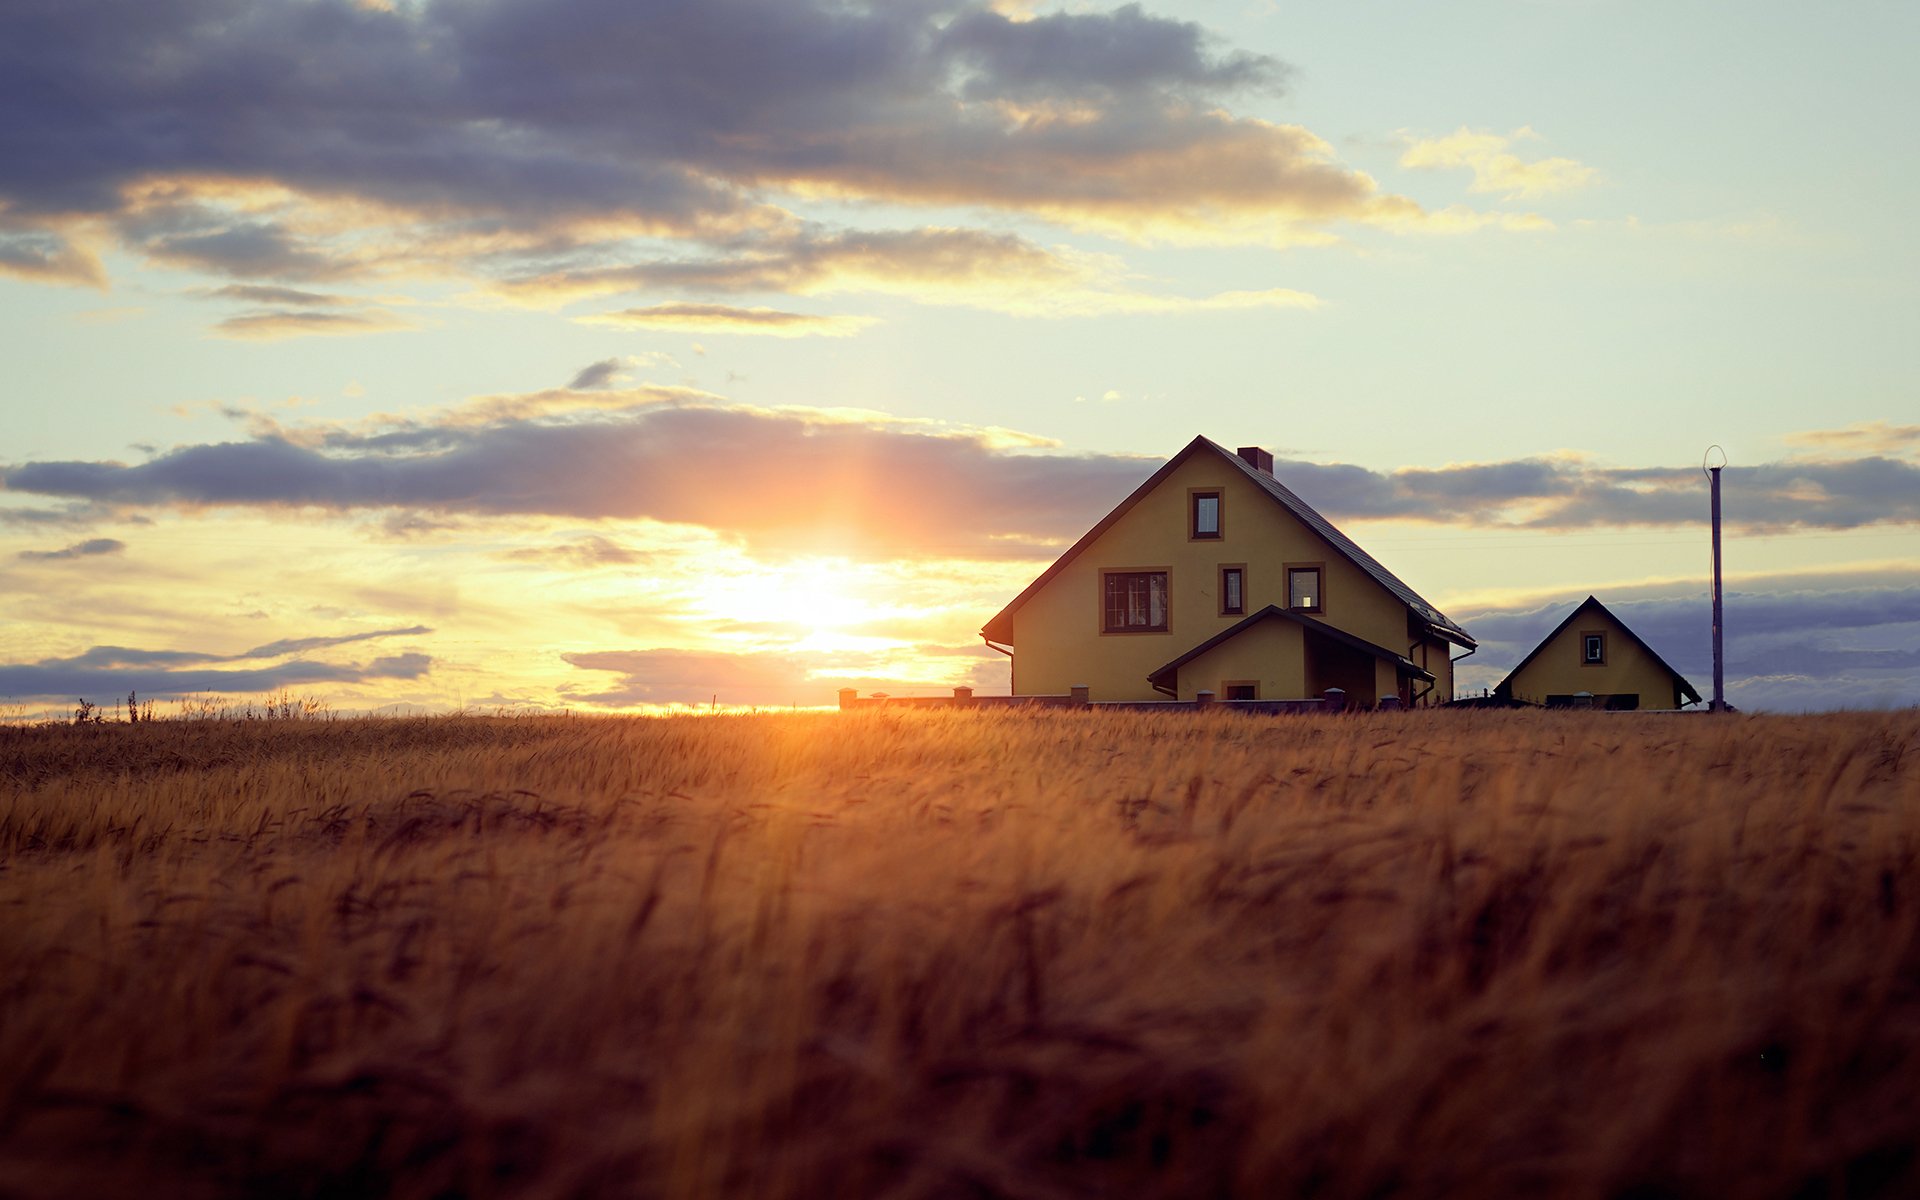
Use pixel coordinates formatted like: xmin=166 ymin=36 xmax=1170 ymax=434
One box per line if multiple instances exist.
xmin=1412 ymin=636 xmax=1455 ymax=706
xmin=1009 ymin=453 xmax=1415 ymax=700
xmin=1171 ymin=618 xmax=1306 ymax=702
xmin=1506 ymin=615 xmax=1687 ymax=708
xmin=1376 ymin=657 xmax=1404 ymax=707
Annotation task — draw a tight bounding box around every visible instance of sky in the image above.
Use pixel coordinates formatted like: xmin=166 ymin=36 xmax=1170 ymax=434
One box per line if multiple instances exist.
xmin=2 ymin=0 xmax=1916 ymax=716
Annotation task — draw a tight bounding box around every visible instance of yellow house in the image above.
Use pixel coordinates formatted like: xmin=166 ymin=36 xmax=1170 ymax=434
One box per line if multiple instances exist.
xmin=1493 ymin=595 xmax=1701 ymax=711
xmin=980 ymin=437 xmax=1475 ymax=707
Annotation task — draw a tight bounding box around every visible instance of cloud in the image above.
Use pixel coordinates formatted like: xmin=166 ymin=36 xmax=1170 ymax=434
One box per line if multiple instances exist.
xmin=565 ymin=354 xmax=679 ymax=391
xmin=500 ymin=227 xmax=1089 ymax=304
xmin=6 ymin=408 xmax=1918 ymax=561
xmin=559 ymin=646 xmax=967 ymax=707
xmin=502 ymin=536 xmax=646 ymax=568
xmin=1450 ymin=571 xmax=1920 ymax=711
xmin=578 ymin=303 xmax=878 ymax=338
xmin=561 ymin=648 xmax=816 ymax=706
xmin=1272 ymin=453 xmax=1920 ymax=532
xmin=1784 ymin=422 xmax=1920 ymax=459
xmin=0 ymin=652 xmax=431 ymax=704
xmin=0 ymin=231 xmax=107 ymax=288
xmin=566 ymin=359 xmax=626 ymax=391
xmin=210 ymin=308 xmax=414 ymax=340
xmin=0 ymin=623 xmax=436 ymax=704
xmin=17 ymin=537 xmax=125 ymax=561
xmin=0 ymin=0 xmax=1467 ymax=305
xmin=1400 ymin=126 xmax=1597 ymax=200
xmin=0 ymin=399 xmax=1151 ymax=558
xmin=512 ymin=226 xmax=1322 ymax=317
xmin=935 ymin=4 xmax=1284 ymax=99
xmin=41 ymin=625 xmax=434 ymax=670
xmin=202 ymin=284 xmax=351 ymax=306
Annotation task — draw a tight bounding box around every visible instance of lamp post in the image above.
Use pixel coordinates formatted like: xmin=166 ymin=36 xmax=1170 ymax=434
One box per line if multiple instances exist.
xmin=1705 ymin=446 xmax=1727 ymax=712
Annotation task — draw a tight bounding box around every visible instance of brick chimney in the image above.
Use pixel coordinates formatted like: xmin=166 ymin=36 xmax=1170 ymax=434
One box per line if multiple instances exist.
xmin=1236 ymin=446 xmax=1274 ymax=474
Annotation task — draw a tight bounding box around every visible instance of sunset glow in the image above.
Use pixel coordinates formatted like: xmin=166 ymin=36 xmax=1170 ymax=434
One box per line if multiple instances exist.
xmin=2 ymin=0 xmax=1916 ymax=714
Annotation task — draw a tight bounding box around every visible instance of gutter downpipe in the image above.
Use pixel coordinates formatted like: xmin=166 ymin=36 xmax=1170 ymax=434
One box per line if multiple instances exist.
xmin=1448 ymin=641 xmax=1477 ymax=706
xmin=1406 ymin=638 xmax=1435 ymax=707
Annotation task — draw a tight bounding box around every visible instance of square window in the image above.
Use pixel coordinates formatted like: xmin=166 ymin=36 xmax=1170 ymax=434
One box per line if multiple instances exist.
xmin=1225 ymin=683 xmax=1258 ymax=701
xmin=1191 ymin=491 xmax=1221 ymax=539
xmin=1220 ymin=566 xmax=1244 ymax=615
xmin=1102 ymin=570 xmax=1169 ymax=633
xmin=1287 ymin=567 xmax=1322 ymax=613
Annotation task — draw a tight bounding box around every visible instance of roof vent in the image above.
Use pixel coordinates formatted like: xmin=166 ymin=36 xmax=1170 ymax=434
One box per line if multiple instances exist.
xmin=1236 ymin=446 xmax=1274 ymax=475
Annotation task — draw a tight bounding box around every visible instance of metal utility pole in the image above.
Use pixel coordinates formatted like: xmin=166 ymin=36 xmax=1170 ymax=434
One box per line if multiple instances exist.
xmin=1705 ymin=446 xmax=1727 ymax=712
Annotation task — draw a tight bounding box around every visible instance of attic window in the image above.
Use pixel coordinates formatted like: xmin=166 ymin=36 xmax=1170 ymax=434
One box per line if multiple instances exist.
xmin=1582 ymin=631 xmax=1606 ymax=665
xmin=1191 ymin=490 xmax=1221 ymax=539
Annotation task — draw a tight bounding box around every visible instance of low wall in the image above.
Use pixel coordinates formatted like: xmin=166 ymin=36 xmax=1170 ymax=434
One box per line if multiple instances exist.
xmin=838 ymin=687 xmax=1374 ymax=714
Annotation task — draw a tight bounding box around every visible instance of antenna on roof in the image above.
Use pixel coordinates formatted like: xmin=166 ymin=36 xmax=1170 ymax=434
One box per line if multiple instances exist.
xmin=1704 ymin=446 xmax=1728 ymax=712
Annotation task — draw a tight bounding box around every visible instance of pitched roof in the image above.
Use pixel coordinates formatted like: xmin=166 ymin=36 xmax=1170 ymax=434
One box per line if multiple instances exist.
xmin=1492 ymin=595 xmax=1703 ymax=706
xmin=981 ymin=435 xmax=1474 ymax=647
xmin=1145 ymin=605 xmax=1435 ymax=694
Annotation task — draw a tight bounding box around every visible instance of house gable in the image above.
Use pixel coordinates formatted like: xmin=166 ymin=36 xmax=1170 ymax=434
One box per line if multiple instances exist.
xmin=982 ymin=436 xmax=1472 ymax=648
xmin=1146 ymin=605 xmax=1434 ymax=703
xmin=1494 ymin=596 xmax=1702 ymax=709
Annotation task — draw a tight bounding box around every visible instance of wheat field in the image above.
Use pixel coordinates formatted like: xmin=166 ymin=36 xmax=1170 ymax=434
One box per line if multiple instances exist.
xmin=2 ymin=707 xmax=1917 ymax=1199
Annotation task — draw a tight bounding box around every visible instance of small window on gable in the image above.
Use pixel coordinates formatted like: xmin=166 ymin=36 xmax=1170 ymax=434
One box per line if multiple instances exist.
xmin=1220 ymin=566 xmax=1245 ymax=616
xmin=1287 ymin=566 xmax=1322 ymax=614
xmin=1582 ymin=632 xmax=1606 ymax=665
xmin=1191 ymin=490 xmax=1221 ymax=539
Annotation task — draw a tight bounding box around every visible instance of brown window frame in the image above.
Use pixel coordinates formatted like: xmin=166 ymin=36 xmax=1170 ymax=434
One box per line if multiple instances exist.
xmin=1219 ymin=564 xmax=1247 ymax=616
xmin=1580 ymin=630 xmax=1607 ymax=666
xmin=1284 ymin=562 xmax=1325 ymax=614
xmin=1223 ymin=680 xmax=1259 ymax=701
xmin=1099 ymin=568 xmax=1171 ymax=635
xmin=1189 ymin=488 xmax=1223 ymax=541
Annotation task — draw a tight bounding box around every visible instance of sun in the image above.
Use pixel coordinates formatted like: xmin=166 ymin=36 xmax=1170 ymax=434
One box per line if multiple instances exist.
xmin=703 ymin=557 xmax=882 ymax=644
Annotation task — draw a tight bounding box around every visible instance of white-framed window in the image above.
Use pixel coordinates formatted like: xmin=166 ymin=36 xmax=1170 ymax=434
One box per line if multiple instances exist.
xmin=1220 ymin=566 xmax=1245 ymax=616
xmin=1287 ymin=566 xmax=1323 ymax=613
xmin=1191 ymin=490 xmax=1221 ymax=539
xmin=1102 ymin=570 xmax=1169 ymax=633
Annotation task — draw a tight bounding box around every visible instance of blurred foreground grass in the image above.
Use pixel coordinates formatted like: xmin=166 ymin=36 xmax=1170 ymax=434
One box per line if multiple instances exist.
xmin=2 ymin=708 xmax=1918 ymax=1199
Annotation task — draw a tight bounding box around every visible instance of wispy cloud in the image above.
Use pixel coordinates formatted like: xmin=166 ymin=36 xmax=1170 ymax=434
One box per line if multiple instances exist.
xmin=201 ymin=284 xmax=352 ymax=307
xmin=1273 ymin=453 xmax=1920 ymax=532
xmin=1784 ymin=422 xmax=1920 ymax=459
xmin=502 ymin=536 xmax=647 ymax=568
xmin=0 ymin=230 xmax=106 ymax=288
xmin=559 ymin=646 xmax=976 ymax=707
xmin=0 ymin=653 xmax=431 ymax=704
xmin=0 ymin=624 xmax=435 ymax=703
xmin=209 ymin=308 xmax=414 ymax=340
xmin=578 ymin=303 xmax=879 ymax=338
xmin=1400 ymin=126 xmax=1597 ymax=200
xmin=17 ymin=537 xmax=125 ymax=561
xmin=513 ymin=227 xmax=1323 ymax=317
xmin=43 ymin=625 xmax=433 ymax=670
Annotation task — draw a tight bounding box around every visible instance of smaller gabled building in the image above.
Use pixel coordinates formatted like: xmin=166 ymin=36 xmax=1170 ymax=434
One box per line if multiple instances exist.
xmin=1494 ymin=595 xmax=1701 ymax=711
